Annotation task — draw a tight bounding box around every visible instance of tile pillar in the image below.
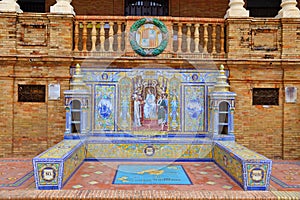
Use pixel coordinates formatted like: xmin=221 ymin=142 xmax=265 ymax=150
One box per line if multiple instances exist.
xmin=0 ymin=0 xmax=22 ymax=13
xmin=224 ymin=0 xmax=249 ymax=18
xmin=276 ymin=0 xmax=300 ymax=18
xmin=50 ymin=0 xmax=75 ymax=15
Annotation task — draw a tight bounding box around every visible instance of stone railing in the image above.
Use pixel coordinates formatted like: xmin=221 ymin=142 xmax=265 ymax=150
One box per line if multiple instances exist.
xmin=73 ymin=16 xmax=226 ymax=58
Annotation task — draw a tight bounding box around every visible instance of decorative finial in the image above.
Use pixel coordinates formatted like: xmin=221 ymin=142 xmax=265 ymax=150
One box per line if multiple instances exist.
xmin=220 ymin=64 xmax=224 ymax=71
xmin=214 ymin=64 xmax=230 ymax=92
xmin=75 ymin=63 xmax=81 ymax=75
xmin=71 ymin=63 xmax=86 ymax=90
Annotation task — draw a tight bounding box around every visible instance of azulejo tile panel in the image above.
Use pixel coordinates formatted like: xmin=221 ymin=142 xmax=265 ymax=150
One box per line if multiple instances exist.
xmin=82 ymin=69 xmax=219 ymax=134
xmin=214 ymin=141 xmax=272 ymax=190
xmin=217 ymin=141 xmax=267 ymax=160
xmin=86 ymin=143 xmax=212 ymax=160
xmin=183 ymin=85 xmax=205 ymax=132
xmin=246 ymin=163 xmax=269 ymax=188
xmin=36 ymin=163 xmax=60 ymax=186
xmin=39 ymin=140 xmax=82 ymax=159
xmin=33 ymin=140 xmax=86 ymax=189
xmin=62 ymin=144 xmax=86 ymax=183
xmin=213 ymin=145 xmax=243 ymax=185
xmin=95 ymin=84 xmax=116 ymax=131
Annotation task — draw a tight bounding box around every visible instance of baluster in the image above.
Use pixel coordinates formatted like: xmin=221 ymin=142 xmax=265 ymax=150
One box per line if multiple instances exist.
xmin=186 ymin=23 xmax=191 ymax=53
xmin=74 ymin=21 xmax=79 ymax=51
xmin=177 ymin=23 xmax=182 ymax=53
xmin=82 ymin=21 xmax=88 ymax=52
xmin=100 ymin=22 xmax=105 ymax=52
xmin=117 ymin=22 xmax=122 ymax=52
xmin=220 ymin=24 xmax=225 ymax=54
xmin=212 ymin=24 xmax=216 ymax=54
xmin=194 ymin=23 xmax=200 ymax=53
xmin=203 ymin=24 xmax=208 ymax=53
xmin=170 ymin=22 xmax=174 ymax=53
xmin=91 ymin=21 xmax=97 ymax=52
xmin=109 ymin=22 xmax=114 ymax=52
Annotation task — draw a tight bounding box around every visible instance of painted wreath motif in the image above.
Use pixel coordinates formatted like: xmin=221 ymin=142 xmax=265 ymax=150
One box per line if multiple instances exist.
xmin=129 ymin=18 xmax=169 ymax=56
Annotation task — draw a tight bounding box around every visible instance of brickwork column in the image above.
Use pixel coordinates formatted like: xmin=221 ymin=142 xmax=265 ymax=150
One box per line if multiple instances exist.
xmin=0 ymin=13 xmax=18 ymax=157
xmin=276 ymin=0 xmax=300 ymax=18
xmin=50 ymin=0 xmax=75 ymax=15
xmin=47 ymin=14 xmax=74 ymax=57
xmin=224 ymin=0 xmax=249 ymax=18
xmin=0 ymin=0 xmax=22 ymax=13
xmin=225 ymin=18 xmax=251 ymax=59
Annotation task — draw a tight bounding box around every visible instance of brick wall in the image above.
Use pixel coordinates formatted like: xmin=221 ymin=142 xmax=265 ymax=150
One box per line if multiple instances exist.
xmin=230 ymin=64 xmax=300 ymax=160
xmin=0 ymin=64 xmax=14 ymax=158
xmin=227 ymin=18 xmax=300 ymax=160
xmin=0 ymin=14 xmax=17 ymax=157
xmin=229 ymin=65 xmax=284 ymax=159
xmin=1 ymin=7 xmax=300 ymax=159
xmin=12 ymin=62 xmax=70 ymax=157
xmin=0 ymin=13 xmax=72 ymax=157
xmin=282 ymin=65 xmax=300 ymax=160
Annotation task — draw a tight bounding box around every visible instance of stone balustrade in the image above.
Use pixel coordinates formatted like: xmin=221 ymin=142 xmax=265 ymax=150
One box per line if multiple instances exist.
xmin=73 ymin=16 xmax=226 ymax=58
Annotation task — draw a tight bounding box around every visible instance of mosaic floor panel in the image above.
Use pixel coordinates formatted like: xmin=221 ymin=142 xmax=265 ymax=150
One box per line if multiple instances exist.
xmin=113 ymin=165 xmax=192 ymax=185
xmin=64 ymin=162 xmax=241 ymax=190
xmin=0 ymin=159 xmax=299 ymax=192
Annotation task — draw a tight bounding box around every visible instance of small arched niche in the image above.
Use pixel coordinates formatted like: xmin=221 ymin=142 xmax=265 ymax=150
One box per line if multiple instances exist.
xmin=71 ymin=100 xmax=81 ymax=134
xmin=218 ymin=101 xmax=229 ymax=135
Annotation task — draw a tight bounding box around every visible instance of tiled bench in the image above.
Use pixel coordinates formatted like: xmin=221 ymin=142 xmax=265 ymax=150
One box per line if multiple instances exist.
xmin=32 ymin=140 xmax=86 ymax=190
xmin=86 ymin=137 xmax=213 ymax=161
xmin=213 ymin=141 xmax=272 ymax=190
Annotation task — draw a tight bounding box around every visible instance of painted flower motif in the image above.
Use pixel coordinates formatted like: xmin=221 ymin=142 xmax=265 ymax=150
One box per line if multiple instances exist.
xmin=98 ymin=96 xmax=112 ymax=119
xmin=187 ymin=98 xmax=203 ymax=119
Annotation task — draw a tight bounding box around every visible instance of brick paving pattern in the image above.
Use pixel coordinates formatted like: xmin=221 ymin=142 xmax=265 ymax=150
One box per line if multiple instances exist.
xmin=0 ymin=159 xmax=299 ymax=199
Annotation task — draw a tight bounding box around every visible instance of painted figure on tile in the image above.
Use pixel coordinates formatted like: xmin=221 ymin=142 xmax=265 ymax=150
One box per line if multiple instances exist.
xmin=171 ymin=95 xmax=178 ymax=121
xmin=98 ymin=95 xmax=112 ymax=119
xmin=144 ymin=88 xmax=157 ymax=119
xmin=133 ymin=94 xmax=142 ymax=127
xmin=170 ymin=95 xmax=179 ymax=129
xmin=163 ymin=94 xmax=168 ymax=126
xmin=157 ymin=94 xmax=167 ymax=130
xmin=120 ymin=99 xmax=130 ymax=128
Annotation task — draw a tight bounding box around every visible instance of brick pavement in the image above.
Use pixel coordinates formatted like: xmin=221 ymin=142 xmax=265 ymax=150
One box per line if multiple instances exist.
xmin=0 ymin=159 xmax=299 ymax=199
xmin=0 ymin=190 xmax=299 ymax=199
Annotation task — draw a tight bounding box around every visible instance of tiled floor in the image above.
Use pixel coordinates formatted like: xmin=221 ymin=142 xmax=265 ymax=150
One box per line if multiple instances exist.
xmin=270 ymin=160 xmax=300 ymax=191
xmin=64 ymin=162 xmax=242 ymax=191
xmin=0 ymin=158 xmax=299 ymax=193
xmin=0 ymin=159 xmax=300 ymax=199
xmin=0 ymin=158 xmax=35 ymax=190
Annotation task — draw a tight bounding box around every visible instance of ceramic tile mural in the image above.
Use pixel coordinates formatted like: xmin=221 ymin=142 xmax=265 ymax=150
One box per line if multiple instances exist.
xmin=82 ymin=69 xmax=219 ymax=134
xmin=62 ymin=145 xmax=86 ymax=183
xmin=246 ymin=163 xmax=269 ymax=187
xmin=184 ymin=85 xmax=205 ymax=132
xmin=217 ymin=141 xmax=267 ymax=160
xmin=37 ymin=163 xmax=60 ymax=186
xmin=86 ymin=143 xmax=213 ymax=159
xmin=213 ymin=145 xmax=243 ymax=185
xmin=39 ymin=140 xmax=81 ymax=159
xmin=118 ymin=77 xmax=132 ymax=131
xmin=95 ymin=85 xmax=116 ymax=131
